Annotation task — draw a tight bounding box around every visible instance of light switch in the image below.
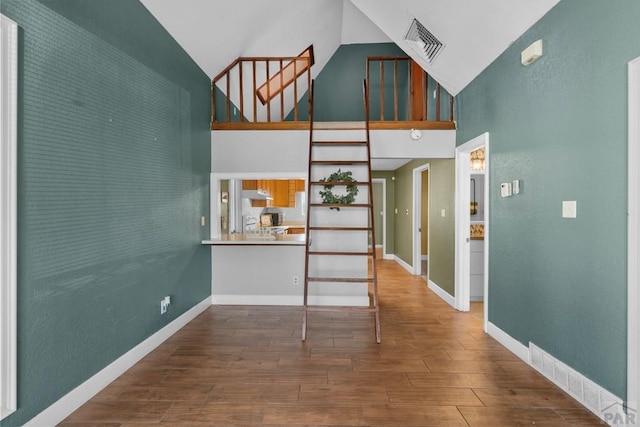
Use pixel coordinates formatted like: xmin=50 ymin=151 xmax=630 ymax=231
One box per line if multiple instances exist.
xmin=441 ymin=209 xmax=446 ymax=217
xmin=562 ymin=201 xmax=577 ymax=218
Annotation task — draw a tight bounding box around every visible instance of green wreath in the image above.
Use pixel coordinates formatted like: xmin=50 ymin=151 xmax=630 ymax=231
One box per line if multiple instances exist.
xmin=319 ymin=169 xmax=359 ymax=210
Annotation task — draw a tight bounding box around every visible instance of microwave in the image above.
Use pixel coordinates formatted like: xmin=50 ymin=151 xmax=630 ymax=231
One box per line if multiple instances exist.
xmin=261 ymin=213 xmax=282 ymax=226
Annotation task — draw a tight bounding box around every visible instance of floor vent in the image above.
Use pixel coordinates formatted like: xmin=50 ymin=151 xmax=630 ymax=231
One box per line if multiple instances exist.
xmin=529 ymin=343 xmax=626 ymax=425
xmin=404 ymin=18 xmax=444 ymax=63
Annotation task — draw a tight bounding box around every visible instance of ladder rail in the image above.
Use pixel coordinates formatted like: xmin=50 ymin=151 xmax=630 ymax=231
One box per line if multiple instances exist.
xmin=302 ymin=79 xmax=381 ymax=343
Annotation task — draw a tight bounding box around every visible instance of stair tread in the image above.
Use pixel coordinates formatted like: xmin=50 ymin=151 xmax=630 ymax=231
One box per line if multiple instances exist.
xmin=307 ymin=277 xmax=375 ymax=283
xmin=308 ymin=226 xmax=372 ymax=231
xmin=309 ymin=251 xmax=373 ymax=256
xmin=312 ymin=141 xmax=367 ymax=145
xmin=304 ymin=306 xmax=378 ymax=312
xmin=310 ymin=160 xmax=369 ymax=165
xmin=310 ymin=203 xmax=372 ymax=208
xmin=310 ymin=181 xmax=370 ymax=186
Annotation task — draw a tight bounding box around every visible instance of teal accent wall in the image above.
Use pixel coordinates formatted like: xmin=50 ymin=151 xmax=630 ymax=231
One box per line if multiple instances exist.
xmin=292 ymin=44 xmax=401 ymax=121
xmin=456 ymin=0 xmax=640 ymax=398
xmin=1 ymin=1 xmax=211 ymax=425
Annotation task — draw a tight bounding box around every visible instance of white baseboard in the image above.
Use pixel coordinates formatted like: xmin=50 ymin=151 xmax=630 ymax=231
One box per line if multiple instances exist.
xmin=485 ymin=322 xmax=626 ymax=426
xmin=394 ymin=255 xmax=414 ymax=274
xmin=25 ymin=298 xmax=211 ymax=427
xmin=212 ymin=295 xmax=369 ymax=307
xmin=486 ymin=321 xmax=529 ymax=363
xmin=428 ymin=280 xmax=456 ymax=309
xmin=383 ymin=254 xmax=394 ymax=260
xmin=529 ymin=343 xmax=624 ymax=425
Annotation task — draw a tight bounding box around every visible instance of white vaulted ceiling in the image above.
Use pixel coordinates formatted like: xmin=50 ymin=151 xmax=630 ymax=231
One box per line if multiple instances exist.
xmin=140 ymin=0 xmax=560 ymax=95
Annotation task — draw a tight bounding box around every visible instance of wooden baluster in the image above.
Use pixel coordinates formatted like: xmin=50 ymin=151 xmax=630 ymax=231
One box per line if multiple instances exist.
xmin=450 ymin=94 xmax=454 ymax=122
xmin=252 ymin=60 xmax=257 ymax=123
xmin=436 ymin=82 xmax=441 ymax=122
xmin=380 ymin=61 xmax=384 ymax=121
xmin=280 ymin=59 xmax=284 ymax=121
xmin=293 ymin=58 xmax=298 ymax=121
xmin=393 ymin=59 xmax=399 ymax=121
xmin=424 ymin=72 xmax=428 ymax=121
xmin=266 ymin=61 xmax=271 ymax=123
xmin=226 ymin=71 xmax=231 ymax=122
xmin=239 ymin=61 xmax=244 ymax=122
xmin=211 ymin=81 xmax=216 ymax=125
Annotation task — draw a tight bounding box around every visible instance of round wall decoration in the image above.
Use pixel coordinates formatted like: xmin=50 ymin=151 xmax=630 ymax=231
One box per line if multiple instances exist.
xmin=319 ymin=169 xmax=359 ymax=210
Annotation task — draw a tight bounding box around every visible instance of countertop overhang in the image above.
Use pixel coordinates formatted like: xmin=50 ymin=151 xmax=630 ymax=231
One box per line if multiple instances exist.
xmin=202 ymin=233 xmax=305 ymax=246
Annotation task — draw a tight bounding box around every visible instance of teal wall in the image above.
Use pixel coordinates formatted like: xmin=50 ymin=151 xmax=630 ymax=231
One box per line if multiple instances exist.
xmin=456 ymin=0 xmax=640 ymax=399
xmin=292 ymin=43 xmax=453 ymax=122
xmin=1 ymin=1 xmax=212 ymax=425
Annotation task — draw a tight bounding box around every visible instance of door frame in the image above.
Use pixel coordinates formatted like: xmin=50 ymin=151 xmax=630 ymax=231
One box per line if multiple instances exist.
xmin=455 ymin=132 xmax=489 ymax=331
xmin=412 ymin=164 xmax=430 ymax=275
xmin=371 ymin=178 xmax=387 ymax=258
xmin=627 ymin=55 xmax=640 ymax=413
xmin=0 ymin=13 xmax=18 ymax=420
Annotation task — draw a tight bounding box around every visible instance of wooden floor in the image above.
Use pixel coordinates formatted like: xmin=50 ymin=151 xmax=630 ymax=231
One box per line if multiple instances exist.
xmin=61 ymin=259 xmax=604 ymax=426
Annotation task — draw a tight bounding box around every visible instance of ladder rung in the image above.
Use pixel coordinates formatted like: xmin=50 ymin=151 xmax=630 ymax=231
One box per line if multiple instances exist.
xmin=304 ymin=306 xmax=378 ymax=313
xmin=307 ymin=277 xmax=375 ymax=283
xmin=309 ymin=203 xmax=372 ymax=208
xmin=310 ymin=181 xmax=370 ymax=186
xmin=308 ymin=226 xmax=372 ymax=231
xmin=309 ymin=251 xmax=373 ymax=256
xmin=312 ymin=141 xmax=367 ymax=146
xmin=310 ymin=160 xmax=369 ymax=165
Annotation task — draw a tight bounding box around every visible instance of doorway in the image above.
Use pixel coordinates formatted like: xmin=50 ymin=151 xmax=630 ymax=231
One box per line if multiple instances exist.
xmin=412 ymin=164 xmax=430 ymax=277
xmin=455 ymin=133 xmax=489 ymax=331
xmin=627 ymin=55 xmax=640 ymax=415
xmin=371 ymin=178 xmax=386 ymax=259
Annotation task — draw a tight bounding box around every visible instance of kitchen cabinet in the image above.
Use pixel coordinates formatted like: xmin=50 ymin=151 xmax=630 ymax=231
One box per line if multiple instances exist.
xmin=287 ymin=227 xmax=305 ymax=234
xmin=242 ymin=179 xmax=305 ymax=208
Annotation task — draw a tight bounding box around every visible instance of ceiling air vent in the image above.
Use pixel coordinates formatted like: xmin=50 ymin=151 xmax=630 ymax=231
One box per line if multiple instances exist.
xmin=404 ymin=18 xmax=444 ymax=63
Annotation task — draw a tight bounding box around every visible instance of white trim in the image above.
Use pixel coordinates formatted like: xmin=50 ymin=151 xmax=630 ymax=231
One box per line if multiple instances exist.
xmin=412 ymin=164 xmax=430 ymax=276
xmin=372 ymin=178 xmax=386 ymax=258
xmin=486 ymin=322 xmax=529 ymax=363
xmin=421 ymin=255 xmax=429 ymax=261
xmin=383 ymin=254 xmax=394 ymax=260
xmin=628 ymin=55 xmax=640 ymax=415
xmin=393 ymin=255 xmax=414 ymax=274
xmin=212 ymin=295 xmax=369 ymax=306
xmin=529 ymin=343 xmax=624 ymax=425
xmin=0 ymin=14 xmax=18 ymax=421
xmin=24 ymin=299 xmax=211 ymax=427
xmin=454 ymin=132 xmax=489 ymax=332
xmin=428 ymin=280 xmax=456 ymax=308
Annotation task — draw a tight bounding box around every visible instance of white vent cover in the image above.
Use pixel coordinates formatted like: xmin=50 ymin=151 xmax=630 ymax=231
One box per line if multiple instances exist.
xmin=404 ymin=18 xmax=444 ymax=63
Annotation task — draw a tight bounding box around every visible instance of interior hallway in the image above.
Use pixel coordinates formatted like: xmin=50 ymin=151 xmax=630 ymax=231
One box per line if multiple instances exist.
xmin=60 ymin=259 xmax=604 ymax=426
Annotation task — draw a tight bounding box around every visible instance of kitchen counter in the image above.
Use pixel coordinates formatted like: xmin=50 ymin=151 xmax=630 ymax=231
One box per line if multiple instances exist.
xmin=202 ymin=233 xmax=305 ymax=246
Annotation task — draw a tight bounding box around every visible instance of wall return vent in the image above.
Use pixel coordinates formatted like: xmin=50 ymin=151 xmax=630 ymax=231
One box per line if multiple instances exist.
xmin=405 ymin=18 xmax=444 ymax=63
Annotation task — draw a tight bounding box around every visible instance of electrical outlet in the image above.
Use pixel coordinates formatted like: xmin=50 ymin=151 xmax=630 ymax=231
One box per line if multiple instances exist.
xmin=292 ymin=276 xmax=299 ymax=286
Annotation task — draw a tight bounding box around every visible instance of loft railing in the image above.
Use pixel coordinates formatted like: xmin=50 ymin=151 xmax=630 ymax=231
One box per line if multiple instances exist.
xmin=366 ymin=56 xmax=455 ymax=129
xmin=211 ymin=52 xmax=455 ymax=130
xmin=211 ymin=46 xmax=313 ymax=129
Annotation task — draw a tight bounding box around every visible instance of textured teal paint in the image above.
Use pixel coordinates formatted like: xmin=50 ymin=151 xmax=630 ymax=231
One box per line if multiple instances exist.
xmin=1 ymin=1 xmax=211 ymax=425
xmin=456 ymin=0 xmax=639 ymax=398
xmin=294 ymin=43 xmax=409 ymax=121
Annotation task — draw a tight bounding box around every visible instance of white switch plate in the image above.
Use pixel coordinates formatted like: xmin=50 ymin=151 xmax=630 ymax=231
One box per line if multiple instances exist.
xmin=441 ymin=209 xmax=446 ymax=217
xmin=200 ymin=216 xmax=206 ymax=226
xmin=562 ymin=201 xmax=577 ymax=218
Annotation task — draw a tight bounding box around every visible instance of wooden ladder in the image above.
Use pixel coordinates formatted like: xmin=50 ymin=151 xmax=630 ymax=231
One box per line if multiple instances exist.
xmin=302 ymin=80 xmax=380 ymax=343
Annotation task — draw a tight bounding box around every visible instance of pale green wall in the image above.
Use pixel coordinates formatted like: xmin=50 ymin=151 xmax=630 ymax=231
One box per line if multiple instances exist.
xmin=427 ymin=160 xmax=455 ymax=294
xmin=456 ymin=0 xmax=639 ymax=398
xmin=390 ymin=159 xmax=455 ymax=295
xmin=372 ymin=171 xmax=395 ymax=255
